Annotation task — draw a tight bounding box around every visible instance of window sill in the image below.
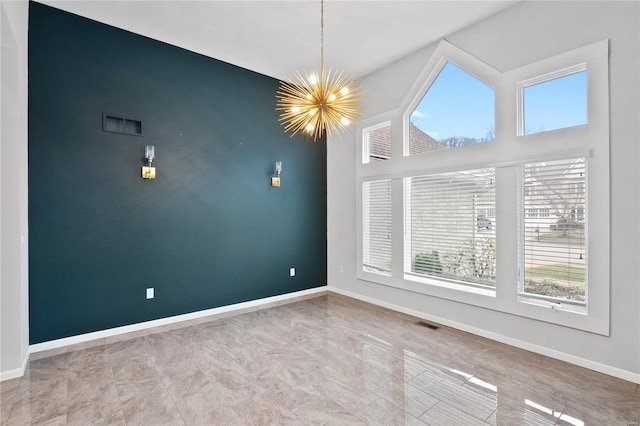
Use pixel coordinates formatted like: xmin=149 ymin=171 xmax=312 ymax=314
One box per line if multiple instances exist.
xmin=404 ymin=273 xmax=496 ymax=298
xmin=356 ymin=269 xmax=608 ymax=336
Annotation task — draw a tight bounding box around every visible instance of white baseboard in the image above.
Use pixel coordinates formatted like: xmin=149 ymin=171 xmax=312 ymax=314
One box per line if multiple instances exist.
xmin=0 ymin=350 xmax=29 ymax=382
xmin=26 ymin=286 xmax=327 ymax=356
xmin=327 ymin=286 xmax=640 ymax=385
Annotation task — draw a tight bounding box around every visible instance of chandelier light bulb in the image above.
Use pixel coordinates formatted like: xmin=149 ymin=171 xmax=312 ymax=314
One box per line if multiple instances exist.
xmin=328 ymin=93 xmax=336 ymax=102
xmin=340 ymin=87 xmax=349 ymax=96
xmin=309 ymin=74 xmax=318 ymax=85
xmin=341 ymin=117 xmax=350 ymax=126
xmin=291 ymin=106 xmax=300 ymax=113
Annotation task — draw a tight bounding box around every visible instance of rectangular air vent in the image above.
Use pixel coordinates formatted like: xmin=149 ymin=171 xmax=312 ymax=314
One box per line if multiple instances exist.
xmin=415 ymin=321 xmax=440 ymax=330
xmin=103 ymin=113 xmax=143 ymax=136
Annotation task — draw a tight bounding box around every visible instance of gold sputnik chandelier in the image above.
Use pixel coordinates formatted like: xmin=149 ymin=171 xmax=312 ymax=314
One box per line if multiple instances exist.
xmin=276 ymin=0 xmax=362 ymax=141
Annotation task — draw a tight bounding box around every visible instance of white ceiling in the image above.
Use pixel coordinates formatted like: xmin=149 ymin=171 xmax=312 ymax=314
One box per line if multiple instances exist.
xmin=39 ymin=1 xmax=518 ymax=80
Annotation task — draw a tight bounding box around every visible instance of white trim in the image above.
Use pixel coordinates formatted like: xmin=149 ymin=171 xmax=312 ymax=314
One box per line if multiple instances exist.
xmin=0 ymin=351 xmax=29 ymax=382
xmin=400 ymin=40 xmax=501 ymax=158
xmin=28 ymin=287 xmax=327 ymax=355
xmin=327 ymin=286 xmax=640 ymax=385
xmin=399 ymin=39 xmax=501 ymax=129
xmin=359 ymin=148 xmax=592 ymax=183
xmin=362 ymin=120 xmax=392 ymax=165
xmin=355 ymin=39 xmax=610 ymax=335
xmin=516 ymin=63 xmax=587 ymax=136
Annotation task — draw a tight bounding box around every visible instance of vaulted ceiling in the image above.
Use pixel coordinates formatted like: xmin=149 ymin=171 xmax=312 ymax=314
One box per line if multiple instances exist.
xmin=39 ymin=1 xmax=518 ymax=80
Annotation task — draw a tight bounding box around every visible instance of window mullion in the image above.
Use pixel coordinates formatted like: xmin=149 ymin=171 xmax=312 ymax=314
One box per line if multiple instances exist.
xmin=391 ymin=178 xmax=405 ymax=279
xmin=495 ymin=166 xmax=519 ymax=302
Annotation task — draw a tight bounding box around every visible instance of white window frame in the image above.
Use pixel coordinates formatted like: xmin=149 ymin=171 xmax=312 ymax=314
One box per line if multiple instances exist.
xmin=517 ymin=157 xmax=589 ymax=314
xmin=362 ymin=178 xmax=393 ymax=276
xmin=517 ymin=64 xmax=587 ymax=137
xmin=362 ymin=121 xmax=392 ymax=164
xmin=403 ymin=168 xmax=497 ymax=292
xmin=356 ymin=39 xmax=609 ymax=335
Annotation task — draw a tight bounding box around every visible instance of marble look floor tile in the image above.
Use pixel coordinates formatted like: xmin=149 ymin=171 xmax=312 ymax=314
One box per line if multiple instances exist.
xmin=231 ymin=388 xmax=300 ymax=425
xmin=67 ymin=347 xmax=111 ymax=385
xmin=409 ymin=367 xmax=497 ymax=421
xmin=185 ymin=315 xmax=231 ymax=328
xmin=0 ymin=378 xmax=20 ymax=426
xmin=486 ymin=400 xmax=559 ymax=426
xmin=135 ymin=325 xmax=170 ymax=337
xmin=401 ymin=350 xmax=439 ymax=381
xmin=195 ymin=322 xmax=236 ymax=347
xmin=67 ymin=366 xmax=115 ymax=402
xmin=23 ymin=354 xmax=68 ymax=380
xmin=357 ymin=397 xmax=427 ymax=426
xmin=378 ymin=379 xmax=440 ymax=419
xmin=420 ymin=401 xmax=489 ymax=426
xmin=558 ymin=396 xmax=640 ymax=425
xmin=223 ymin=343 xmax=277 ymax=378
xmin=173 ymin=388 xmax=243 ymax=425
xmin=157 ymin=359 xmax=216 ymax=401
xmin=540 ymin=356 xmax=637 ymax=394
xmin=457 ymin=347 xmax=544 ymax=388
xmin=104 ymin=331 xmax=139 ymax=345
xmin=305 ymin=366 xmax=380 ymax=414
xmin=110 ymin=355 xmax=158 ymax=388
xmin=165 ymin=324 xmax=205 ymax=353
xmin=66 ymin=381 xmax=124 ymax=426
xmin=289 ymin=387 xmax=366 ymax=425
xmin=323 ymin=328 xmax=373 ymax=356
xmin=117 ymin=379 xmax=184 ymax=426
xmin=105 ymin=336 xmax=149 ymax=365
xmin=311 ymin=341 xmax=373 ymax=380
xmin=191 ymin=341 xmax=236 ymax=372
xmin=7 ymin=376 xmax=66 ymax=426
xmin=67 ymin=344 xmax=109 ymax=366
xmin=7 ymin=412 xmax=66 ymax=426
xmin=142 ymin=332 xmax=190 ymax=366
xmin=254 ymin=361 xmax=315 ymax=398
xmin=271 ymin=345 xmax=329 ymax=377
xmin=194 ymin=351 xmax=263 ymax=404
xmin=4 ymin=293 xmax=637 ymax=426
xmin=27 ymin=347 xmax=68 ymax=363
xmin=66 ymin=338 xmax=106 ymax=353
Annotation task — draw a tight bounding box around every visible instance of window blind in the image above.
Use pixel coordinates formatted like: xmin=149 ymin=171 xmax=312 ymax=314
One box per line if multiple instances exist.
xmin=362 ymin=180 xmax=392 ymax=275
xmin=521 ymin=158 xmax=587 ymax=304
xmin=405 ymin=168 xmax=496 ymax=287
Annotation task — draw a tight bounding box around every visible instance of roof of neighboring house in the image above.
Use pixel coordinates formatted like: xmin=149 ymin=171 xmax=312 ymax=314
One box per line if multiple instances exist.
xmin=369 ymin=123 xmax=442 ymax=160
xmin=409 ymin=123 xmax=442 ymax=155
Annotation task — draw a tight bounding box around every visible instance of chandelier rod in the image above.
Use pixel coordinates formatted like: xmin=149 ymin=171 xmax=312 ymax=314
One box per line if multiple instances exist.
xmin=320 ymin=0 xmax=324 ymax=71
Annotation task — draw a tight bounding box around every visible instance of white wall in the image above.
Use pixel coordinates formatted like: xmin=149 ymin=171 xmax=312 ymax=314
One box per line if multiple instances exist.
xmin=328 ymin=1 xmax=640 ymax=380
xmin=0 ymin=0 xmax=29 ymax=380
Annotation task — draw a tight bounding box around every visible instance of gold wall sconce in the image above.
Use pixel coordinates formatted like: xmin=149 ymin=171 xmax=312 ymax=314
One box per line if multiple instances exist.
xmin=142 ymin=145 xmax=156 ymax=179
xmin=271 ymin=161 xmax=282 ymax=187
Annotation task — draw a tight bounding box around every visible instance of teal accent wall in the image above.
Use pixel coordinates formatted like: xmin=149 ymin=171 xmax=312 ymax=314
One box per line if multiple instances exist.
xmin=28 ymin=2 xmax=327 ymax=344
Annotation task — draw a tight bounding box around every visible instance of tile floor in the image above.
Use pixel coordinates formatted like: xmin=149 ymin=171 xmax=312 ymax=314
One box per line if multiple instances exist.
xmin=1 ymin=293 xmax=638 ymax=425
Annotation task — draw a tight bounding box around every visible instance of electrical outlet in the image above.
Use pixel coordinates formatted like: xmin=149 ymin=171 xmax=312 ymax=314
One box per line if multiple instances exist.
xmin=290 ymin=267 xmax=295 ymax=277
xmin=146 ymin=288 xmax=154 ymax=299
